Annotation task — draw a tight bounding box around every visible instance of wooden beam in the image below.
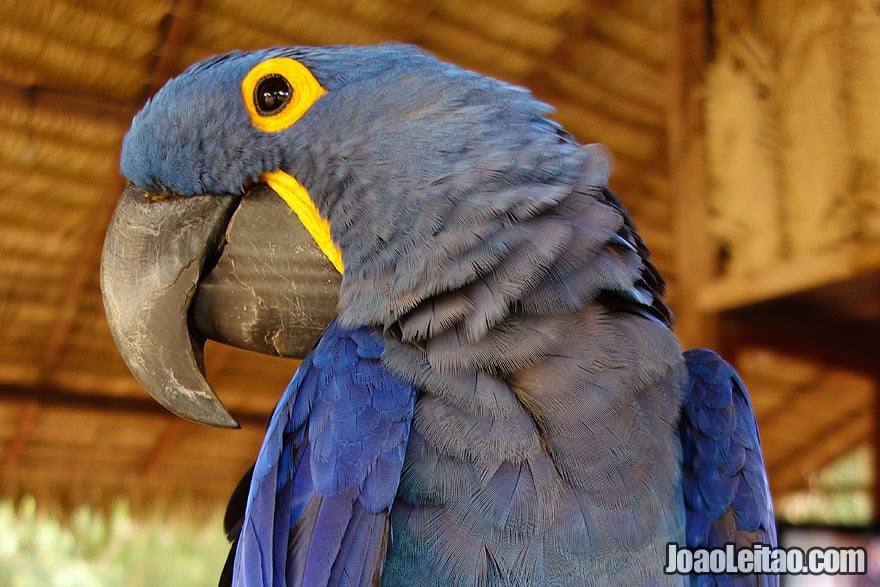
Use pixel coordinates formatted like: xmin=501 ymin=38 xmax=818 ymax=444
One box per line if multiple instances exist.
xmin=747 ymin=384 xmax=812 ymax=445
xmin=20 ymin=70 xmax=135 ymax=387
xmin=522 ymin=0 xmax=588 ymax=93
xmin=1 ymin=461 xmax=246 ymax=493
xmin=0 ymin=81 xmax=133 ymax=120
xmin=698 ymin=243 xmax=880 ymax=313
xmin=36 ymin=0 xmax=202 ymax=451
xmin=204 ymin=342 xmax=235 ymax=381
xmin=393 ymin=0 xmax=439 ymax=44
xmin=147 ymin=0 xmax=200 ymax=98
xmin=770 ymin=409 xmax=871 ymax=494
xmin=1 ymin=400 xmax=40 ymax=472
xmin=0 ymin=384 xmax=270 ymax=429
xmin=668 ymin=0 xmax=717 ymax=350
xmin=141 ymin=343 xmax=237 ymax=477
xmin=720 ymin=315 xmax=880 ymax=376
xmin=588 ymin=3 xmax=672 ymax=69
xmin=143 ymin=419 xmax=187 ymax=478
xmin=40 ymin=176 xmax=125 ymax=385
xmin=551 ymin=98 xmax=664 ymax=164
xmin=541 ymin=66 xmax=667 ymax=130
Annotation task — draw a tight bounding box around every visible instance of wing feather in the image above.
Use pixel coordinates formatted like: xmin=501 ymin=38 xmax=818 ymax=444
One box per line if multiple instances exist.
xmin=682 ymin=349 xmax=777 ymax=586
xmin=222 ymin=320 xmax=417 ymax=586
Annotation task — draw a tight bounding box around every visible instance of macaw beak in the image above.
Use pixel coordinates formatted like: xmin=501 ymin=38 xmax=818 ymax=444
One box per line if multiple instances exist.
xmin=100 ymin=183 xmax=341 ymax=428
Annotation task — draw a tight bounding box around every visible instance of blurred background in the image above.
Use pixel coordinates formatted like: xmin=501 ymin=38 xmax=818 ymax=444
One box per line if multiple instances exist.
xmin=0 ymin=0 xmax=878 ymax=584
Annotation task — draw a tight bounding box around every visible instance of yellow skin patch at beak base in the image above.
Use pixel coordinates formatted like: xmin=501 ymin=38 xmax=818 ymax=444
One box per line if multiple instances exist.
xmin=262 ymin=170 xmax=344 ymax=274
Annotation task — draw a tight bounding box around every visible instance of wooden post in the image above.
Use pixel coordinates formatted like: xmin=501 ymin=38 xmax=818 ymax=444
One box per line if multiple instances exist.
xmin=667 ymin=0 xmax=718 ymax=351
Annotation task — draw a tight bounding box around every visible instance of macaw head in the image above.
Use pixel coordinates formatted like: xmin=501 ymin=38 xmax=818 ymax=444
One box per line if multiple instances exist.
xmin=102 ymin=43 xmax=605 ymax=427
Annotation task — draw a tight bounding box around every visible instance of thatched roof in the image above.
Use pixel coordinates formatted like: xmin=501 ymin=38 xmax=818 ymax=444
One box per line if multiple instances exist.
xmin=1 ymin=0 xmax=877 ymax=515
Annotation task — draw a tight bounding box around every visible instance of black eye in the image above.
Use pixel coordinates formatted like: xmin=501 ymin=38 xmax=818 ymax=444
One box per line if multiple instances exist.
xmin=254 ymin=74 xmax=292 ymax=116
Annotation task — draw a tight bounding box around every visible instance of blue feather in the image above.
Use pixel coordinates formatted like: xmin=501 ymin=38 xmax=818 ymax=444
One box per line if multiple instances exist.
xmin=232 ymin=320 xmax=417 ymax=586
xmin=681 ymin=349 xmax=778 ymax=585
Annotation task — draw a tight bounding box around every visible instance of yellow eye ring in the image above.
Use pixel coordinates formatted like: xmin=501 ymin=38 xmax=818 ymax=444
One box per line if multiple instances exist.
xmin=241 ymin=57 xmax=326 ymax=133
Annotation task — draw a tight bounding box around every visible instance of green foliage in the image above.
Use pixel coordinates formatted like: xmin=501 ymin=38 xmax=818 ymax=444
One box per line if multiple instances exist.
xmin=775 ymin=445 xmax=874 ymax=526
xmin=0 ymin=496 xmax=229 ymax=587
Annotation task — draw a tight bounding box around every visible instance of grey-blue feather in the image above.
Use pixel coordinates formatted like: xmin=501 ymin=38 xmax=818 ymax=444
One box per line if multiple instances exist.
xmin=277 ymin=46 xmax=771 ymax=585
xmin=265 ymin=45 xmax=769 ymax=585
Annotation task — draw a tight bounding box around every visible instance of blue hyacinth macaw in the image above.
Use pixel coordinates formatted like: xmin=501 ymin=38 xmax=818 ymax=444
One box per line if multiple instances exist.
xmin=101 ymin=44 xmax=777 ymax=585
